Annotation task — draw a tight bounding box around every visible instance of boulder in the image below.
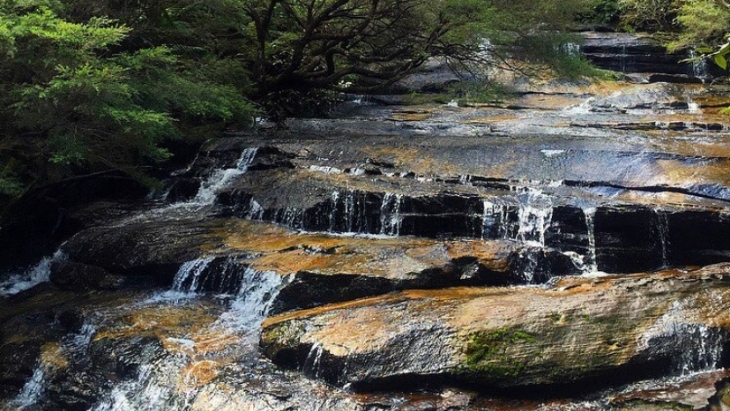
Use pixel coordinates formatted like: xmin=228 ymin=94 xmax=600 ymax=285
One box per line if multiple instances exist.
xmin=261 ymin=263 xmax=730 ymax=394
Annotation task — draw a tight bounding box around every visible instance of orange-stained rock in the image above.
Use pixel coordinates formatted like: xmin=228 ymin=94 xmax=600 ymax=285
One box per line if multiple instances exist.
xmin=261 ymin=263 xmax=730 ymax=393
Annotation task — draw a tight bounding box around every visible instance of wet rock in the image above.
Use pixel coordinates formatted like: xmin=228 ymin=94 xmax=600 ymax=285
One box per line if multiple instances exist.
xmin=581 ymin=83 xmax=690 ymax=113
xmin=213 ymin=220 xmax=571 ymax=312
xmin=580 ymin=32 xmax=722 ymax=80
xmin=261 ymin=264 xmax=730 ymax=394
xmin=50 ymin=261 xmax=125 ymax=291
xmin=667 ymin=210 xmax=730 ymax=267
xmin=165 ymin=177 xmax=201 ymax=203
xmin=61 ymin=219 xmax=224 ymax=283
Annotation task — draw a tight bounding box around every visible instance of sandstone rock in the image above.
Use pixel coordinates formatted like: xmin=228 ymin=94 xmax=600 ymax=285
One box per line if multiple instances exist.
xmin=261 ymin=264 xmax=730 ymax=393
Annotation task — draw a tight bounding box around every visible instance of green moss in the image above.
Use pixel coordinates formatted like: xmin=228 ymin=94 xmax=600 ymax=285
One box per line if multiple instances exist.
xmin=463 ymin=327 xmax=536 ymax=379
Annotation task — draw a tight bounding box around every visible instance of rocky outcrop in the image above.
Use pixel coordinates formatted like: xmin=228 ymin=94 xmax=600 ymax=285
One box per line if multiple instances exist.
xmin=261 ymin=264 xmax=730 ymax=393
xmin=58 ymin=218 xmax=577 ymax=309
xmin=580 ymin=32 xmax=723 ymax=82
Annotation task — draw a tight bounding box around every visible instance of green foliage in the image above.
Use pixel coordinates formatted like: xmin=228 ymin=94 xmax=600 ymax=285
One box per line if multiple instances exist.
xmin=464 ymin=327 xmax=536 ymax=379
xmin=0 ymin=0 xmax=256 ymax=199
xmin=671 ymin=0 xmax=730 ymax=50
xmin=579 ymin=0 xmax=621 ymax=25
xmin=618 ymin=0 xmax=679 ymax=31
xmin=447 ymin=80 xmax=514 ymax=106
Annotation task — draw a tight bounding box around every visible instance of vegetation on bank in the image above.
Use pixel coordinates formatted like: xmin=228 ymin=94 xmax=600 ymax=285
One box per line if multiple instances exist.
xmin=588 ymin=0 xmax=730 ymax=69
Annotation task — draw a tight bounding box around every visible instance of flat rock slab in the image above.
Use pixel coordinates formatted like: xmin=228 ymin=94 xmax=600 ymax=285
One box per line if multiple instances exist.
xmin=261 ymin=263 xmax=730 ymax=393
xmin=60 ymin=218 xmax=573 ymax=310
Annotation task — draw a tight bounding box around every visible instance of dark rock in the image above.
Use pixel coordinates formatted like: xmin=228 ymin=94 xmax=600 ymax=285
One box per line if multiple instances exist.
xmin=594 ymin=206 xmax=663 ymax=273
xmin=667 ymin=210 xmax=730 ymax=267
xmin=165 ymin=178 xmax=201 ymax=203
xmin=61 ymin=219 xmax=221 ymax=283
xmin=50 ymin=261 xmax=126 ymax=291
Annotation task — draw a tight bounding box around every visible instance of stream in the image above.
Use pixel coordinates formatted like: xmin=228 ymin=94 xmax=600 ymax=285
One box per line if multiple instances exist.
xmin=1 ymin=35 xmax=730 ymax=411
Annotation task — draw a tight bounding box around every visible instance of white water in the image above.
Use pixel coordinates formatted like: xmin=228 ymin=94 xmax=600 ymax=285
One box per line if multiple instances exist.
xmin=10 ymin=367 xmax=47 ymax=409
xmin=0 ymin=249 xmax=66 ymax=297
xmin=655 ymin=210 xmax=671 ymax=268
xmin=582 ymin=207 xmax=599 ymax=273
xmin=246 ymin=198 xmax=265 ymax=221
xmin=379 ymin=193 xmax=403 ymax=236
xmin=172 ymin=257 xmax=215 ymax=294
xmin=90 ymin=267 xmax=285 ymax=411
xmin=515 ymin=189 xmax=553 ymax=247
xmin=190 ymin=147 xmax=258 ymax=206
xmin=689 ymin=50 xmax=710 ymax=82
xmin=640 ymin=301 xmax=725 ymax=375
xmin=482 ymin=199 xmax=511 ymax=239
xmin=301 ymin=342 xmax=325 ymax=378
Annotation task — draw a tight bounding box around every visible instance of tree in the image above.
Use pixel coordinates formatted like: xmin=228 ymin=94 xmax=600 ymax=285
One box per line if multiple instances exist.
xmin=238 ymin=0 xmax=598 ymax=107
xmin=0 ymin=0 xmax=255 ymax=199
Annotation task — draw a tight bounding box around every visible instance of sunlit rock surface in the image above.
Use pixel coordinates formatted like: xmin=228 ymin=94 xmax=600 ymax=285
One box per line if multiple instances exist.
xmin=262 ymin=264 xmax=730 ymax=392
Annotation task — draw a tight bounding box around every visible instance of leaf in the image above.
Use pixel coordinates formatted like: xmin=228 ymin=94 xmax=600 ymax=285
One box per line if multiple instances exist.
xmin=714 ymin=54 xmax=727 ymax=70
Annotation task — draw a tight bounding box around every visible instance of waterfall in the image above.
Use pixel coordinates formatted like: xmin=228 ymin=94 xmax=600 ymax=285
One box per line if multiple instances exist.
xmin=379 ymin=193 xmax=402 ymax=236
xmin=89 ymin=268 xmax=285 ymax=411
xmin=10 ymin=320 xmax=98 ymax=409
xmin=344 ymin=191 xmax=355 ymax=233
xmin=220 ymin=267 xmax=284 ymax=337
xmin=583 ymin=207 xmax=599 ymax=273
xmin=515 ymin=190 xmax=553 ymax=246
xmin=190 ymin=147 xmax=258 ymax=205
xmin=641 ymin=301 xmax=725 ymax=375
xmin=10 ymin=366 xmax=47 ymax=409
xmin=171 ymin=257 xmax=215 ymax=294
xmin=329 ymin=190 xmax=340 ymax=232
xmin=689 ymin=49 xmax=709 ymax=82
xmin=0 ymin=249 xmax=66 ymax=297
xmin=482 ymin=199 xmax=511 ymax=239
xmin=655 ymin=210 xmax=671 ymax=268
xmin=301 ymin=343 xmax=325 ymax=379
xmin=245 ymin=198 xmax=265 ymax=220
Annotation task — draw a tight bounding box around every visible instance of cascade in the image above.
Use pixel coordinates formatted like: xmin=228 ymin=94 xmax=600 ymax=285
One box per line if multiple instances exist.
xmin=344 ymin=190 xmax=356 ymax=233
xmin=583 ymin=207 xmax=599 ymax=273
xmin=245 ymin=198 xmax=265 ymax=220
xmin=329 ymin=190 xmax=340 ymax=232
xmin=515 ymin=189 xmax=553 ymax=247
xmin=189 ymin=147 xmax=258 ymax=206
xmin=170 ymin=257 xmax=215 ymax=295
xmin=10 ymin=367 xmax=47 ymax=409
xmin=655 ymin=210 xmax=671 ymax=268
xmin=276 ymin=207 xmax=304 ymax=230
xmin=10 ymin=320 xmax=98 ymax=409
xmin=302 ymin=343 xmax=325 ymax=379
xmin=89 ymin=268 xmax=284 ymax=411
xmin=481 ymin=199 xmax=511 ymax=239
xmin=689 ymin=49 xmax=710 ymax=82
xmin=675 ymin=325 xmax=725 ymax=375
xmin=379 ymin=193 xmax=402 ymax=236
xmin=220 ymin=266 xmax=284 ymax=337
xmin=0 ymin=249 xmax=66 ymax=297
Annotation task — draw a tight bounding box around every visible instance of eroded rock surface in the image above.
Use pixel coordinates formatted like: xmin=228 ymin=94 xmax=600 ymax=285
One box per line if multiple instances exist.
xmin=261 ymin=264 xmax=730 ymax=393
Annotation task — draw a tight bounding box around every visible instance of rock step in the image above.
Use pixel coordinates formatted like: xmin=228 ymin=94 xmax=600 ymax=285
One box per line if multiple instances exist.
xmin=260 ymin=263 xmax=730 ymax=395
xmin=213 ymin=167 xmax=730 ymax=274
xmin=57 ymin=219 xmax=578 ymax=311
xmin=580 ymin=31 xmax=725 ymax=81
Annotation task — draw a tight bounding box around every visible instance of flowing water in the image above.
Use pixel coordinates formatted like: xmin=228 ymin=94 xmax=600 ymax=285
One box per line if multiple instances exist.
xmin=0 ymin=249 xmax=66 ymax=297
